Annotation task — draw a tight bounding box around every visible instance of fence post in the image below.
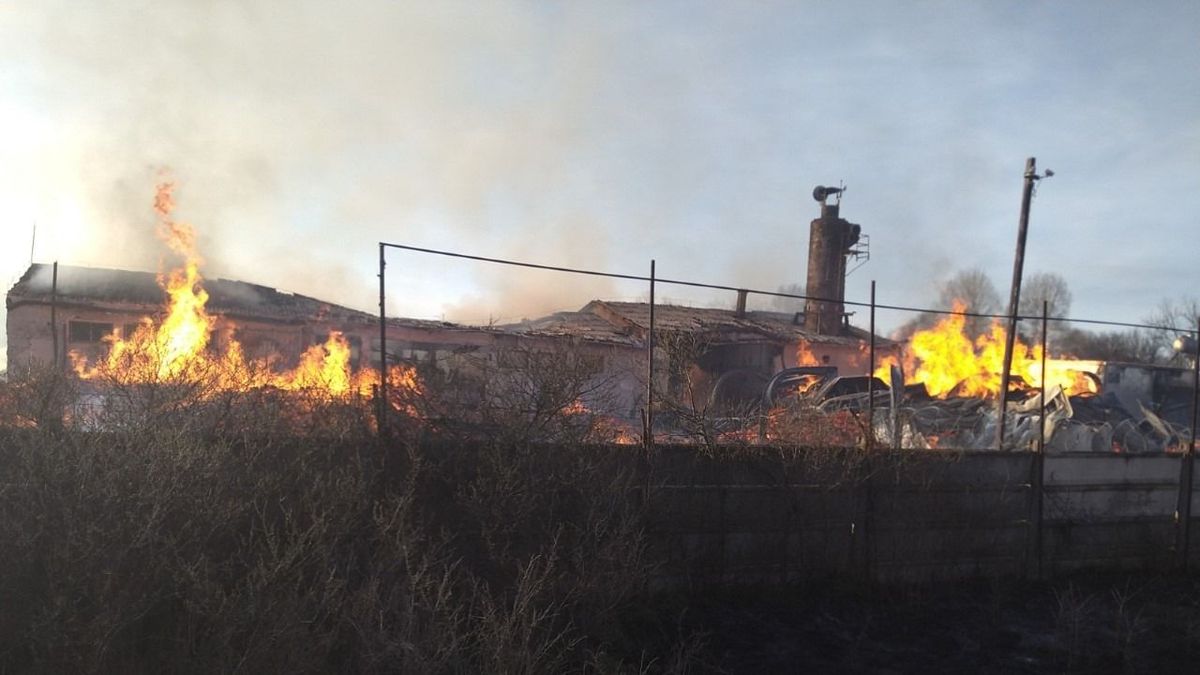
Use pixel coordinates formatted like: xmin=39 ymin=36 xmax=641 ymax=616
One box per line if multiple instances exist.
xmin=859 ymin=454 xmax=875 ymax=584
xmin=867 ymin=280 xmax=876 ymax=451
xmin=377 ymin=243 xmax=388 ymax=437
xmin=1177 ymin=317 xmax=1200 ymax=570
xmin=645 ymin=259 xmax=656 ymax=448
xmin=1027 ymin=300 xmax=1048 ymax=579
xmin=50 ymin=261 xmax=59 ymax=368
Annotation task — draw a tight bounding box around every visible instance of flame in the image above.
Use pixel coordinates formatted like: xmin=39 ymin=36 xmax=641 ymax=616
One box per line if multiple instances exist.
xmin=563 ymin=399 xmax=589 ymax=415
xmin=70 ymin=182 xmax=421 ymax=407
xmin=562 ymin=397 xmax=640 ymax=444
xmin=796 ymin=343 xmax=820 ymax=366
xmin=794 ymin=374 xmax=824 ymax=396
xmin=875 ymin=300 xmax=1098 ymax=398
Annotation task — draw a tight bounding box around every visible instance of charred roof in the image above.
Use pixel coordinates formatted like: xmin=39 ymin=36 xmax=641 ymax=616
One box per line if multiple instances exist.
xmin=7 ymin=263 xmax=374 ymax=325
xmin=501 ymin=300 xmax=891 ymax=347
xmin=7 ymin=264 xmax=890 ymax=348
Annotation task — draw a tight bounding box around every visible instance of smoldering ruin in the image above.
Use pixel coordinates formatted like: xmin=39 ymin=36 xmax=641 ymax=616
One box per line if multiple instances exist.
xmin=5 ymin=182 xmax=1198 ymax=455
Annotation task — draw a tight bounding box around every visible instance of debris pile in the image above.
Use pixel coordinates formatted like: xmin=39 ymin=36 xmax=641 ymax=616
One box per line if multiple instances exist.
xmin=804 ymin=362 xmax=1196 ymax=452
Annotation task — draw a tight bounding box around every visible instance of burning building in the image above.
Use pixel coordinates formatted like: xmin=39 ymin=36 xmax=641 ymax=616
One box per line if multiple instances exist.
xmin=18 ymin=179 xmax=1180 ymax=451
xmin=506 ymin=298 xmax=898 ymax=415
xmin=4 ymin=182 xmax=487 ymax=427
xmin=5 ymin=263 xmax=380 ymax=376
xmin=2 ymin=181 xmax=898 ymax=437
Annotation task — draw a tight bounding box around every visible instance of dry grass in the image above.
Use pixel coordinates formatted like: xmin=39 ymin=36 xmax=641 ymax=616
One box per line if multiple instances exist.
xmin=0 ymin=369 xmax=705 ymax=674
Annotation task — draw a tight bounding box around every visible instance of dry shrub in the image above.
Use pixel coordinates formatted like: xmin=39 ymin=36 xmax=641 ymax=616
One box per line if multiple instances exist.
xmin=764 ymin=402 xmax=863 ymax=448
xmin=0 ymin=362 xmax=76 ymax=430
xmin=0 ymin=368 xmax=695 ymax=674
xmin=427 ymin=344 xmax=631 ymax=446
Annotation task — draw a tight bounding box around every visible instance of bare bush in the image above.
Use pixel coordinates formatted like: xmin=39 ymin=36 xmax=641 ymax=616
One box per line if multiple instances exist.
xmin=432 ymin=343 xmax=631 ymax=445
xmin=651 ymin=331 xmax=757 ymax=449
xmin=0 ymin=359 xmax=677 ymax=673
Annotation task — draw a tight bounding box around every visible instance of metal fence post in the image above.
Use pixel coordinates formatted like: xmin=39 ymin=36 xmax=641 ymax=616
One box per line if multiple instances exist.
xmin=378 ymin=243 xmax=388 ymax=437
xmin=1028 ymin=300 xmax=1048 ymax=579
xmin=860 ymin=454 xmax=875 ymax=584
xmin=50 ymin=261 xmax=59 ymax=369
xmin=645 ymin=259 xmax=656 ymax=448
xmin=867 ymin=280 xmax=876 ymax=451
xmin=1178 ymin=318 xmax=1200 ymax=569
xmin=1038 ymin=301 xmax=1048 ymax=452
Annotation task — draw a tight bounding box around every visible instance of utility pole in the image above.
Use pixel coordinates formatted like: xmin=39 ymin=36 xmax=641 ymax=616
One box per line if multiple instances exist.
xmin=996 ymin=158 xmax=1052 ymax=449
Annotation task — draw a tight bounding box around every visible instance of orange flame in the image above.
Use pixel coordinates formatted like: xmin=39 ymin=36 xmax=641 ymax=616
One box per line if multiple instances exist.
xmin=874 ymin=301 xmax=1098 ymax=398
xmin=795 ymin=343 xmax=820 ymax=366
xmin=562 ymin=397 xmax=640 ymax=444
xmin=70 ymin=182 xmax=421 ymax=406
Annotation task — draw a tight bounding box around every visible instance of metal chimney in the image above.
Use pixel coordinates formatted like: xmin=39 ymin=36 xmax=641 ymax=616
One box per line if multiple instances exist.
xmin=804 ymin=186 xmax=862 ymax=335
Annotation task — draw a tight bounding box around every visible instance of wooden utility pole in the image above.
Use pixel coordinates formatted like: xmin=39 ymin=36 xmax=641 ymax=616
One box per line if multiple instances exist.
xmin=996 ymin=158 xmax=1046 ymax=449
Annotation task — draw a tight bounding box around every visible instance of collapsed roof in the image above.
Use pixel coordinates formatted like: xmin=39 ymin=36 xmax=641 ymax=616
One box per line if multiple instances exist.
xmin=7 ymin=263 xmax=375 ymax=325
xmin=8 ymin=265 xmax=890 ymax=349
xmin=2 ymin=263 xmax=467 ymax=331
xmin=503 ymin=300 xmax=889 ymax=348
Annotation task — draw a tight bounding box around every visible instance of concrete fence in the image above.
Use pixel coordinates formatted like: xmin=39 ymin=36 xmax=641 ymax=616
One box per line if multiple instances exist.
xmin=644 ymin=448 xmax=1200 ymax=584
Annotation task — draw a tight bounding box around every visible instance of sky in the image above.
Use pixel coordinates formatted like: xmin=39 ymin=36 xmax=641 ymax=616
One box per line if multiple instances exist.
xmin=1 ymin=1 xmax=1197 ymax=367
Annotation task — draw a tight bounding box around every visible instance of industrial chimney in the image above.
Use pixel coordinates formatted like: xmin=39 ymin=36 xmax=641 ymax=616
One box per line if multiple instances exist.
xmin=804 ymin=185 xmax=862 ymax=335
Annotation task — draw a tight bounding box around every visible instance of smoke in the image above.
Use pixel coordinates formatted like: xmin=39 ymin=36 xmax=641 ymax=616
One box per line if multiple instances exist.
xmin=8 ymin=1 xmax=907 ymax=329
xmin=1 ymin=1 xmax=640 ymax=319
xmin=2 ymin=0 xmax=1197 ymax=371
xmin=0 ymin=1 xmax=1015 ymax=327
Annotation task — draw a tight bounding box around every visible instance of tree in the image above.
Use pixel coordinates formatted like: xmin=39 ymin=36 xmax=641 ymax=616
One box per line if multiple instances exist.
xmin=897 ymin=267 xmax=1001 ymax=340
xmin=1048 ymin=295 xmax=1199 ymax=366
xmin=937 ymin=267 xmax=1001 ymax=318
xmin=1018 ymin=272 xmax=1072 ymax=345
xmin=1056 ymin=328 xmax=1161 ymax=364
xmin=1145 ymin=296 xmax=1200 ymax=332
xmin=1019 ymin=272 xmax=1072 ymax=319
xmin=1143 ymin=295 xmax=1200 ymax=365
xmin=771 ymin=283 xmax=806 ymax=313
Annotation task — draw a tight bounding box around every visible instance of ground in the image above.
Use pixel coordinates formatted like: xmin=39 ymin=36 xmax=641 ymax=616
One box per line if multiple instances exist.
xmin=665 ymin=573 xmax=1200 ymax=674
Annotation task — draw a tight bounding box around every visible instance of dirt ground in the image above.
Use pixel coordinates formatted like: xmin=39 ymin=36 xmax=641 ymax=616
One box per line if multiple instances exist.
xmin=671 ymin=573 xmax=1200 ymax=674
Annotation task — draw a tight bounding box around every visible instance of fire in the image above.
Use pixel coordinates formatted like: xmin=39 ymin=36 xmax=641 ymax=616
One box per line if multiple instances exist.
xmin=562 ymin=399 xmax=589 ymax=415
xmin=562 ymin=397 xmax=640 ymax=444
xmin=70 ymin=182 xmax=421 ymax=406
xmin=794 ymin=374 xmax=824 ymax=396
xmin=875 ymin=301 xmax=1098 ymax=398
xmin=796 ymin=343 xmax=820 ymax=366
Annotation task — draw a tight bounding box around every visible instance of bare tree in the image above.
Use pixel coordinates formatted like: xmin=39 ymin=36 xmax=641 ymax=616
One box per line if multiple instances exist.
xmin=1145 ymin=296 xmax=1200 ymax=332
xmin=771 ymin=282 xmax=806 ymax=313
xmin=1056 ymin=328 xmax=1162 ymax=364
xmin=1143 ymin=295 xmax=1200 ymax=364
xmin=896 ymin=267 xmax=1001 ymax=340
xmin=937 ymin=268 xmax=1001 ymax=317
xmin=1019 ymin=272 xmax=1072 ymax=319
xmin=1019 ymin=271 xmax=1072 ymax=344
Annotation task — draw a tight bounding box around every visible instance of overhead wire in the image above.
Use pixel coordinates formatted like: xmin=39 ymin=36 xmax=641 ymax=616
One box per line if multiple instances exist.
xmin=379 ymin=242 xmax=1198 ymax=336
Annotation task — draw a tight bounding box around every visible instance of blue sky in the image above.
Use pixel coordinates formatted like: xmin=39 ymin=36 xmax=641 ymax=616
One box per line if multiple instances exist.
xmin=1 ymin=1 xmax=1197 ymax=364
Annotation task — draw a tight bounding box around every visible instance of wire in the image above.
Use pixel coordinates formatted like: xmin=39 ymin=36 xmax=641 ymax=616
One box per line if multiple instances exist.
xmin=379 ymin=241 xmax=1198 ymax=336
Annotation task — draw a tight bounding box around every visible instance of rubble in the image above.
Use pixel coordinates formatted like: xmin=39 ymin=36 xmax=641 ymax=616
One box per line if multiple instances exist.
xmin=804 ymin=366 xmax=1197 ymax=453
